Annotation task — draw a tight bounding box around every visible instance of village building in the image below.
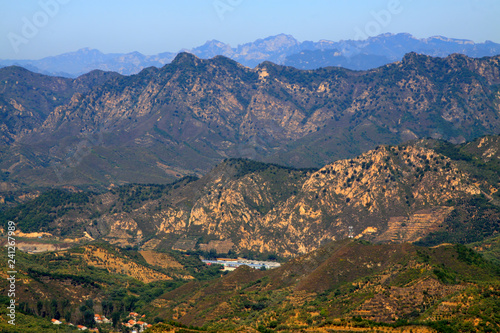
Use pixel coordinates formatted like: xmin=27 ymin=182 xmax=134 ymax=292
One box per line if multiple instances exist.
xmin=202 ymin=258 xmax=281 ymax=271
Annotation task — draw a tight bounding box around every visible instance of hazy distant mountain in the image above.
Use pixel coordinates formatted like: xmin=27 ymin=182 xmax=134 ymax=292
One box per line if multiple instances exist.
xmin=0 ymin=48 xmax=176 ymax=77
xmin=284 ymin=49 xmax=392 ymax=71
xmin=285 ymin=33 xmax=500 ymax=70
xmin=1 ymin=33 xmax=499 ymax=77
xmin=190 ymin=39 xmax=234 ymax=59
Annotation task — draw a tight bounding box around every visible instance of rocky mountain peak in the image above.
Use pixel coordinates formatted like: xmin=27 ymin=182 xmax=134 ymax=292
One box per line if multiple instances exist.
xmin=170 ymin=51 xmax=201 ymax=65
xmin=237 ymin=33 xmax=299 ymax=53
xmin=400 ymin=51 xmax=426 ymax=64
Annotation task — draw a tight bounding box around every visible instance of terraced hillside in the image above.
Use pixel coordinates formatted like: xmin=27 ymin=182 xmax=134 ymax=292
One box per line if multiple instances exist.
xmin=0 ymin=242 xmax=220 ymax=331
xmin=145 ymin=240 xmax=500 ymax=332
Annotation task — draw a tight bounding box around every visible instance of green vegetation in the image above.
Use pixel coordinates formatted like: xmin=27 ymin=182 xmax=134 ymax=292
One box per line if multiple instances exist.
xmin=111 ymin=176 xmax=198 ymax=211
xmin=470 ymin=235 xmax=500 ymax=265
xmin=433 ymin=137 xmax=500 ymax=200
xmin=1 ymin=239 xmax=500 ymax=332
xmin=416 ymin=195 xmax=500 ymax=246
xmin=141 ymin=241 xmax=500 ymax=331
xmin=225 ymin=158 xmax=317 ymax=178
xmin=0 ymin=243 xmax=210 ymax=331
xmin=0 ymin=189 xmax=90 ymax=233
xmin=0 ymin=303 xmax=80 ymax=332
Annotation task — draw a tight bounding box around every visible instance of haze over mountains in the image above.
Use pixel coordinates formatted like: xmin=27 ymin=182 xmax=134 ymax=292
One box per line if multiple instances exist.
xmin=2 ymin=33 xmax=500 ymax=77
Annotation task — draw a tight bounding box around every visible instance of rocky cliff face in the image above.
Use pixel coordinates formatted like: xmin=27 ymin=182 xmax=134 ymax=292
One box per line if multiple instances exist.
xmin=6 ymin=138 xmax=496 ymax=257
xmin=163 ymin=143 xmax=483 ymax=256
xmin=1 ymin=53 xmax=499 ymax=190
xmin=0 ymin=66 xmax=119 ymax=145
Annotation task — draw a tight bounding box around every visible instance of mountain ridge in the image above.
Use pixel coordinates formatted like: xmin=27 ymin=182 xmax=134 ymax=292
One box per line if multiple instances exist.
xmin=2 ymin=32 xmax=500 ymax=77
xmin=1 ymin=52 xmax=499 ymax=191
xmin=2 ymin=136 xmax=499 ymax=257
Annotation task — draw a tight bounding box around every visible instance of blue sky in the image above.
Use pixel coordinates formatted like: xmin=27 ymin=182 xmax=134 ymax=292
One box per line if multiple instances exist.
xmin=1 ymin=0 xmax=499 ymax=59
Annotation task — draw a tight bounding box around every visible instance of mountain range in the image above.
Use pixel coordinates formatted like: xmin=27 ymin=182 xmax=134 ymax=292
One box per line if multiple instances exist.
xmin=2 ymin=135 xmax=499 ymax=257
xmin=1 ymin=33 xmax=500 ymax=77
xmin=1 ymin=33 xmax=500 ymax=333
xmin=0 ymin=51 xmax=499 ymax=191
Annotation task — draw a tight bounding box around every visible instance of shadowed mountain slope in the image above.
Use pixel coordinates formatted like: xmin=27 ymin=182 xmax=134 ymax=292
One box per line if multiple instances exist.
xmin=0 ymin=53 xmax=499 ymax=190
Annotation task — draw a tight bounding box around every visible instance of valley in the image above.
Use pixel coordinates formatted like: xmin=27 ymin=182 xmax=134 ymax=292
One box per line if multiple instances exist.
xmin=1 ymin=237 xmax=499 ymax=332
